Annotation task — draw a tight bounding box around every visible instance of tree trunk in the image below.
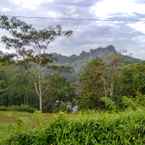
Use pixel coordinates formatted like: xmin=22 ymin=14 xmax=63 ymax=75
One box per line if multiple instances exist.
xmin=38 ymin=71 xmax=43 ymax=112
xmin=34 ymin=78 xmax=43 ymax=112
xmin=110 ymin=81 xmax=114 ymax=97
xmin=39 ymin=92 xmax=42 ymax=112
xmin=39 ymin=78 xmax=42 ymax=112
xmin=102 ymin=77 xmax=108 ymax=97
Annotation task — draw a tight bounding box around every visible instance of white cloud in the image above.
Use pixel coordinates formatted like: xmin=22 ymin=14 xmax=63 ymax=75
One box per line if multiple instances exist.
xmin=91 ymin=0 xmax=145 ymax=18
xmin=1 ymin=7 xmax=11 ymax=12
xmin=47 ymin=11 xmax=61 ymax=18
xmin=11 ymin=0 xmax=54 ymax=10
xmin=128 ymin=22 xmax=145 ymax=34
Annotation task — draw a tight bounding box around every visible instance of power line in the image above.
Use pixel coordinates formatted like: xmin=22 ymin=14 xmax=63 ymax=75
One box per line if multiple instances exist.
xmin=1 ymin=14 xmax=145 ymax=22
xmin=49 ymin=2 xmax=91 ymax=7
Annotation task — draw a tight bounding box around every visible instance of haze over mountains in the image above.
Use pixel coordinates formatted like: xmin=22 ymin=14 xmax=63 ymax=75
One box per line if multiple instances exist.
xmin=51 ymin=45 xmax=141 ymax=72
xmin=0 ymin=44 xmax=141 ymax=74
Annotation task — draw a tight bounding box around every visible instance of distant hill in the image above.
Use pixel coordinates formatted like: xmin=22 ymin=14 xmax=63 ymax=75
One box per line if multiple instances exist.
xmin=51 ymin=45 xmax=142 ymax=72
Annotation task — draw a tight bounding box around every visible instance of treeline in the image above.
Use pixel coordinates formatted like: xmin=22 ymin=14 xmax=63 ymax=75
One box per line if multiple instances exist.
xmin=0 ymin=56 xmax=145 ymax=112
xmin=0 ymin=59 xmax=75 ymax=112
xmin=79 ymin=58 xmax=145 ymax=110
xmin=0 ymin=15 xmax=145 ymax=112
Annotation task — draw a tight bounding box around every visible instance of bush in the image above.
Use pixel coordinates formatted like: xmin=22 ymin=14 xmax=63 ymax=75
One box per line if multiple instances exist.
xmin=100 ymin=97 xmax=116 ymax=111
xmin=1 ymin=111 xmax=145 ymax=145
xmin=0 ymin=105 xmax=36 ymax=113
xmin=135 ymin=95 xmax=145 ymax=108
xmin=121 ymin=96 xmax=138 ymax=110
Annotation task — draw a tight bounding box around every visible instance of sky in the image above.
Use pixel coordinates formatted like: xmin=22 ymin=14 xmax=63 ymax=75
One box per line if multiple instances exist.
xmin=0 ymin=0 xmax=145 ymax=59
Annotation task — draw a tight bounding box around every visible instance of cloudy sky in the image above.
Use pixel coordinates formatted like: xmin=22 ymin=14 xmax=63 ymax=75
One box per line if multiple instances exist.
xmin=0 ymin=0 xmax=145 ymax=59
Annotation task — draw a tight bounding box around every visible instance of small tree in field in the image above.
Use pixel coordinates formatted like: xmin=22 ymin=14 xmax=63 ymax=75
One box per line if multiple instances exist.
xmin=0 ymin=15 xmax=72 ymax=111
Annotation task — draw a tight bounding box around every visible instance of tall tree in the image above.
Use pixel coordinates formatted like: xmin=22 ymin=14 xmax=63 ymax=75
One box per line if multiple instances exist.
xmin=42 ymin=73 xmax=75 ymax=112
xmin=0 ymin=15 xmax=72 ymax=111
xmin=108 ymin=54 xmax=121 ymax=97
xmin=79 ymin=59 xmax=107 ymax=109
xmin=119 ymin=63 xmax=145 ymax=97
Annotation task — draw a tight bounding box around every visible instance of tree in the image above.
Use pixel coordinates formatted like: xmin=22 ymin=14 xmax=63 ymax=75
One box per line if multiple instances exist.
xmin=106 ymin=54 xmax=122 ymax=97
xmin=0 ymin=15 xmax=72 ymax=111
xmin=79 ymin=59 xmax=107 ymax=109
xmin=118 ymin=63 xmax=145 ymax=97
xmin=42 ymin=73 xmax=75 ymax=112
xmin=0 ymin=61 xmax=37 ymax=107
xmin=0 ymin=54 xmax=17 ymax=106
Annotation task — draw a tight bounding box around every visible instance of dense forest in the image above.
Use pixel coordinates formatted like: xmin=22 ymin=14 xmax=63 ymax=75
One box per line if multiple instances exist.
xmin=0 ymin=15 xmax=145 ymax=113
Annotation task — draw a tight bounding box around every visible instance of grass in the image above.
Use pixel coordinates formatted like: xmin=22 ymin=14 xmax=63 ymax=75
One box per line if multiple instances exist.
xmin=0 ymin=111 xmax=55 ymax=140
xmin=0 ymin=109 xmax=145 ymax=144
xmin=0 ymin=111 xmax=30 ymax=139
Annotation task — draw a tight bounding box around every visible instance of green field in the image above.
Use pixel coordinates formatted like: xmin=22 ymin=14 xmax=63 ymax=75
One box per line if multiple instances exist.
xmin=0 ymin=111 xmax=56 ymax=140
xmin=0 ymin=111 xmax=96 ymax=140
xmin=0 ymin=110 xmax=145 ymax=145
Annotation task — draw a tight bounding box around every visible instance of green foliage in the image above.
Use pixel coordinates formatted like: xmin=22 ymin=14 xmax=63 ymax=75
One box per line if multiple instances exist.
xmin=121 ymin=96 xmax=137 ymax=110
xmin=0 ymin=15 xmax=145 ymax=113
xmin=43 ymin=73 xmax=75 ymax=112
xmin=0 ymin=15 xmax=73 ymax=112
xmin=0 ymin=63 xmax=38 ymax=108
xmin=0 ymin=105 xmax=36 ymax=113
xmin=1 ymin=111 xmax=145 ymax=145
xmin=0 ymin=60 xmax=75 ymax=112
xmin=118 ymin=63 xmax=145 ymax=97
xmin=135 ymin=95 xmax=145 ymax=108
xmin=79 ymin=59 xmax=107 ymax=109
xmin=100 ymin=97 xmax=116 ymax=111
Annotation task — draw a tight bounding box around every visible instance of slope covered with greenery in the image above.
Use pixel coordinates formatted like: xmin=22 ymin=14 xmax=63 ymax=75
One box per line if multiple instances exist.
xmin=0 ymin=110 xmax=145 ymax=145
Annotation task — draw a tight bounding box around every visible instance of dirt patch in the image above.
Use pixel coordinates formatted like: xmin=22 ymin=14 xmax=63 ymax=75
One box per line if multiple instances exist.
xmin=0 ymin=115 xmax=16 ymax=123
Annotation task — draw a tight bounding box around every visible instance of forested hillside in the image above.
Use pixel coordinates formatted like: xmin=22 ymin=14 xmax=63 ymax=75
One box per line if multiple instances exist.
xmin=51 ymin=45 xmax=142 ymax=72
xmin=0 ymin=15 xmax=145 ymax=113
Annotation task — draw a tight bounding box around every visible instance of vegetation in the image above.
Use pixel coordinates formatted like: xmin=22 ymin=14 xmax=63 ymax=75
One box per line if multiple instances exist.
xmin=0 ymin=105 xmax=36 ymax=113
xmin=0 ymin=15 xmax=72 ymax=112
xmin=79 ymin=59 xmax=107 ymax=109
xmin=0 ymin=15 xmax=145 ymax=113
xmin=0 ymin=15 xmax=145 ymax=144
xmin=0 ymin=110 xmax=145 ymax=145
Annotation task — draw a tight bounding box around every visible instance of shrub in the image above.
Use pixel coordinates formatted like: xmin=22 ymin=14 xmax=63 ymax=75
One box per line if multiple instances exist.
xmin=121 ymin=96 xmax=137 ymax=110
xmin=135 ymin=95 xmax=145 ymax=108
xmin=100 ymin=97 xmax=116 ymax=111
xmin=1 ymin=111 xmax=145 ymax=145
xmin=0 ymin=105 xmax=36 ymax=113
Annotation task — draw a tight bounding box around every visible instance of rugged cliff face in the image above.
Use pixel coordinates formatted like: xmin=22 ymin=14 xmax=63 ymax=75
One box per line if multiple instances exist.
xmin=51 ymin=45 xmax=141 ymax=72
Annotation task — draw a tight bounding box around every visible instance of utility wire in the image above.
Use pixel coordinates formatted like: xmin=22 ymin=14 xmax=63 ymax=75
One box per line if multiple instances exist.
xmin=48 ymin=2 xmax=91 ymax=7
xmin=1 ymin=14 xmax=145 ymax=22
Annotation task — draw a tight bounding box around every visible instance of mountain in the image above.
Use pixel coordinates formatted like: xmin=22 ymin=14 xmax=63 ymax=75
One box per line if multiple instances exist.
xmin=51 ymin=45 xmax=142 ymax=72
